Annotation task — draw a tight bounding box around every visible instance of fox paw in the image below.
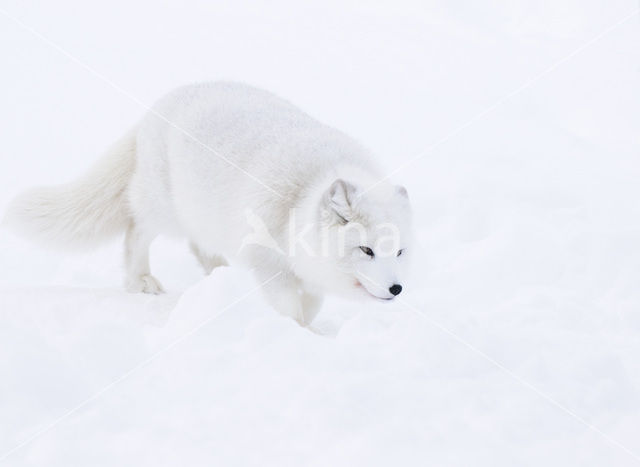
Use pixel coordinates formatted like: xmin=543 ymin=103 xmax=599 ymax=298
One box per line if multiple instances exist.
xmin=199 ymin=254 xmax=228 ymax=275
xmin=126 ymin=274 xmax=164 ymax=294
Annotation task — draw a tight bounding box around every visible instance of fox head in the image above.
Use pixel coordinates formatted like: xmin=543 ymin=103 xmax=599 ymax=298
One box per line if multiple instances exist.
xmin=294 ymin=178 xmax=413 ymax=301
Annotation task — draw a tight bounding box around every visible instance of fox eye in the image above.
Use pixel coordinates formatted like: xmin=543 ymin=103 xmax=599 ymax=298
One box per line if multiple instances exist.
xmin=360 ymin=246 xmax=374 ymax=257
xmin=397 ymin=249 xmax=404 ymax=257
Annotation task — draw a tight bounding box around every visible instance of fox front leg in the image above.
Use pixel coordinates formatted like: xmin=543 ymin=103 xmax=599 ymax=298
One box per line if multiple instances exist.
xmin=301 ymin=291 xmax=323 ymax=325
xmin=255 ymin=268 xmax=306 ymax=325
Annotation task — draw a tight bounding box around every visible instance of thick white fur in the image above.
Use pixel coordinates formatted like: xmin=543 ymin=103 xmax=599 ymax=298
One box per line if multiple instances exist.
xmin=4 ymin=127 xmax=137 ymax=249
xmin=4 ymin=82 xmax=412 ymax=325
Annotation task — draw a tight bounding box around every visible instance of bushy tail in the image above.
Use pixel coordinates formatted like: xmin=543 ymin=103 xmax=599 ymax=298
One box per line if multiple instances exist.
xmin=3 ymin=127 xmax=138 ymax=250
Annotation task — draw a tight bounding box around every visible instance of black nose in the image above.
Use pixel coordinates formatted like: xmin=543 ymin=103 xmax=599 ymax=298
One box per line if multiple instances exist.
xmin=389 ymin=284 xmax=402 ymax=296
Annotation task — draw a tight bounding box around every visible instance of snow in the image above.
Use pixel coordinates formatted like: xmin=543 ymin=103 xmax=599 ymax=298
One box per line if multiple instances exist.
xmin=1 ymin=0 xmax=640 ymax=465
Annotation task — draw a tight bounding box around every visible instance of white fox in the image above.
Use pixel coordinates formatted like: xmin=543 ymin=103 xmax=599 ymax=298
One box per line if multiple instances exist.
xmin=4 ymin=82 xmax=412 ymax=325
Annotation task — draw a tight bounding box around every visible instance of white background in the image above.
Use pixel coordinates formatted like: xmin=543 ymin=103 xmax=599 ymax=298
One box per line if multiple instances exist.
xmin=1 ymin=1 xmax=639 ymax=465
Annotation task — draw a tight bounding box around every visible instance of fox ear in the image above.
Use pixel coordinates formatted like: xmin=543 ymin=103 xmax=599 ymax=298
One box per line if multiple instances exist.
xmin=324 ymin=179 xmax=358 ymax=223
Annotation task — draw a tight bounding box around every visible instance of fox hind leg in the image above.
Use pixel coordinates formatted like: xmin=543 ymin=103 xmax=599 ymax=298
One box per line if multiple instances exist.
xmin=124 ymin=222 xmax=164 ymax=294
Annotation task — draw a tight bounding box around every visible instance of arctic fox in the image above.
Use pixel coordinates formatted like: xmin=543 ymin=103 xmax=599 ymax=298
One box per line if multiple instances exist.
xmin=4 ymin=82 xmax=412 ymax=325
